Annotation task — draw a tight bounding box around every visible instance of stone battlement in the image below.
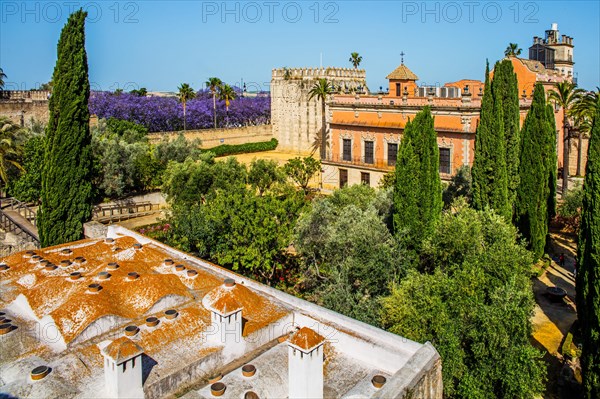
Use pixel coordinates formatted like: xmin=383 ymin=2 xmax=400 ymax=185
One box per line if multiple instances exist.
xmin=272 ymin=67 xmax=366 ymax=80
xmin=0 ymin=90 xmax=51 ymax=102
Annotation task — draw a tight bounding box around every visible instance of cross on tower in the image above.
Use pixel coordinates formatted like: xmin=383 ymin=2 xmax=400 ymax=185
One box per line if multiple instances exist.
xmin=400 ymin=51 xmax=405 ymax=64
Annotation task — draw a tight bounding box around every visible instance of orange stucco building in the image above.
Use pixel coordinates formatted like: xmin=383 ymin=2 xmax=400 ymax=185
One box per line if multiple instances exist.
xmin=321 ymin=56 xmax=575 ymax=189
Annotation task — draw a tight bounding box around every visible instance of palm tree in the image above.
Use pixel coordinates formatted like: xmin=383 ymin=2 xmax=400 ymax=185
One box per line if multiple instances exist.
xmin=0 ymin=117 xmax=25 ymax=190
xmin=548 ymin=81 xmax=585 ymax=196
xmin=206 ymin=77 xmax=222 ymax=129
xmin=349 ymin=52 xmax=362 ymax=69
xmin=308 ymin=78 xmax=333 ymax=159
xmin=218 ymin=84 xmax=236 ymax=126
xmin=571 ymin=88 xmax=600 ymax=175
xmin=177 ymin=83 xmax=195 ymax=131
xmin=504 ymin=43 xmax=522 ymax=57
xmin=0 ymin=68 xmax=6 ymax=90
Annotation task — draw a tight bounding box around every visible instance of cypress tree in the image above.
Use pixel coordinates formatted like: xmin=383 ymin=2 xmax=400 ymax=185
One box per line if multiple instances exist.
xmin=38 ymin=10 xmax=93 ymax=247
xmin=393 ymin=107 xmax=442 ymax=247
xmin=546 ymin=103 xmax=558 ymax=220
xmin=471 ymin=62 xmax=510 ymax=219
xmin=493 ymin=60 xmax=521 ymax=212
xmin=576 ymin=98 xmax=600 ymax=398
xmin=514 ymin=83 xmax=552 ymax=259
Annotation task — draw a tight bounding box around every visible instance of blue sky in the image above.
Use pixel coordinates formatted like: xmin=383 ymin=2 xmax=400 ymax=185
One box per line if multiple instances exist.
xmin=1 ymin=1 xmax=599 ymax=92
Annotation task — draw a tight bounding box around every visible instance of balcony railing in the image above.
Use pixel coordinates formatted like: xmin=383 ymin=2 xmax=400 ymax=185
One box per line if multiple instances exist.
xmin=325 ymin=154 xmax=396 ymax=170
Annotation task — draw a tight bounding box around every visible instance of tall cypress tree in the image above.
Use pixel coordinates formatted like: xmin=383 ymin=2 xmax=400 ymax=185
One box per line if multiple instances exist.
xmin=546 ymin=103 xmax=558 ymax=221
xmin=514 ymin=83 xmax=553 ymax=259
xmin=577 ymin=98 xmax=600 ymax=399
xmin=493 ymin=60 xmax=521 ymax=212
xmin=393 ymin=107 xmax=442 ymax=247
xmin=38 ymin=10 xmax=93 ymax=247
xmin=471 ymin=62 xmax=510 ymax=219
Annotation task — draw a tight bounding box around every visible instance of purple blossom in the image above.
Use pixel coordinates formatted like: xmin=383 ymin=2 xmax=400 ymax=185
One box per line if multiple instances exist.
xmin=89 ymin=92 xmax=271 ymax=133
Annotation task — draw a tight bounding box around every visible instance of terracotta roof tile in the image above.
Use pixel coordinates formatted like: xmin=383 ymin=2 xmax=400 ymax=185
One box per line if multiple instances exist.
xmin=102 ymin=337 xmax=143 ymax=363
xmin=288 ymin=327 xmax=325 ymax=351
xmin=386 ymin=64 xmax=419 ymax=81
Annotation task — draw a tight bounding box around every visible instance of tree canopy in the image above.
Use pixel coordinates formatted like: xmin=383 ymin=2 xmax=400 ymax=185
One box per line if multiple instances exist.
xmin=38 ymin=10 xmax=93 ymax=247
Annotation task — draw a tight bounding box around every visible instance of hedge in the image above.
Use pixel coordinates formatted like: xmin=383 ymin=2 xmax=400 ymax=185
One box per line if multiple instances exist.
xmin=203 ymin=138 xmax=278 ymax=157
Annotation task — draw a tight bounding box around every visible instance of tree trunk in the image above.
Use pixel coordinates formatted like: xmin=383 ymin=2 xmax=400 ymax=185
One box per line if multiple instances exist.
xmin=562 ymin=118 xmax=569 ymax=197
xmin=320 ymin=100 xmax=326 ymax=160
xmin=577 ymin=130 xmax=583 ymax=176
xmin=183 ymin=102 xmax=186 ymax=132
xmin=213 ymin=93 xmax=217 ymax=129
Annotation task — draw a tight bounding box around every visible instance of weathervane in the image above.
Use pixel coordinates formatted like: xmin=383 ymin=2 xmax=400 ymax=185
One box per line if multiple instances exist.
xmin=400 ymin=51 xmax=405 ymax=64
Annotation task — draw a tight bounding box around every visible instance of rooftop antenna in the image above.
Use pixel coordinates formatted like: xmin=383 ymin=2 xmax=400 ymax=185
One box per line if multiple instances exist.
xmin=400 ymin=51 xmax=405 ymax=65
xmin=320 ymin=52 xmax=323 ymax=68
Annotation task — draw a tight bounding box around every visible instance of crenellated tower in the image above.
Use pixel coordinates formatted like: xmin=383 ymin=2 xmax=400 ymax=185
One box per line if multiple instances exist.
xmin=271 ymin=67 xmax=368 ymax=154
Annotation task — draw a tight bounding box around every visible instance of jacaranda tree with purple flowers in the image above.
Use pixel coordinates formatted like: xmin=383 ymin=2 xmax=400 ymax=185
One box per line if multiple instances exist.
xmin=89 ymin=91 xmax=270 ymax=133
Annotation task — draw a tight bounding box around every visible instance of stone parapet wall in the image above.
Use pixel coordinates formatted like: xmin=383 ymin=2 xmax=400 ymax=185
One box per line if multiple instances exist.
xmin=147 ymin=124 xmax=273 ymax=148
xmin=374 ymin=343 xmax=443 ymax=399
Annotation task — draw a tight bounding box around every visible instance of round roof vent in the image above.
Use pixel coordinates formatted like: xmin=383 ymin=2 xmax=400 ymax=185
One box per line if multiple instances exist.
xmin=175 ymin=264 xmax=186 ymax=272
xmin=97 ymin=271 xmax=111 ymax=280
xmin=164 ymin=259 xmax=174 ymax=265
xmin=88 ymin=283 xmax=102 ymax=293
xmin=146 ymin=317 xmax=159 ymax=327
xmin=165 ymin=309 xmax=178 ymax=319
xmin=105 ymin=238 xmax=115 ymax=244
xmin=124 ymin=325 xmax=139 ymax=336
xmin=60 ymin=260 xmax=72 ymax=267
xmin=0 ymin=264 xmax=9 ymax=271
xmin=44 ymin=264 xmax=57 ymax=271
xmin=74 ymin=256 xmax=86 ymax=264
xmin=224 ymin=278 xmax=235 ymax=287
xmin=242 ymin=364 xmax=256 ymax=377
xmin=210 ymin=382 xmax=226 ymax=397
xmin=127 ymin=272 xmax=140 ymax=281
xmin=372 ymin=375 xmax=387 ymax=389
xmin=187 ymin=270 xmax=198 ymax=277
xmin=60 ymin=248 xmax=72 ymax=255
xmin=30 ymin=366 xmax=50 ymax=381
xmin=69 ymin=272 xmax=82 ymax=280
xmin=107 ymin=262 xmax=120 ymax=270
xmin=133 ymin=243 xmax=143 ymax=250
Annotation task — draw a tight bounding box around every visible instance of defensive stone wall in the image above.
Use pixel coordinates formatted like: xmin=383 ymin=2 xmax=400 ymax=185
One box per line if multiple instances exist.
xmin=147 ymin=124 xmax=273 ymax=148
xmin=0 ymin=98 xmax=50 ymax=125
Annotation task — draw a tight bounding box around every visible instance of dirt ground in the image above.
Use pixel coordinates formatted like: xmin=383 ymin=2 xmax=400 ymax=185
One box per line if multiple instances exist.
xmin=532 ymin=228 xmax=583 ymax=398
xmin=220 ymin=150 xmax=312 ymax=166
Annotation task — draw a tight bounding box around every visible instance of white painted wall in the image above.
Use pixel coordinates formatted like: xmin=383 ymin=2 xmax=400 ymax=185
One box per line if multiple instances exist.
xmin=288 ymin=344 xmax=323 ymax=399
xmin=103 ymin=354 xmax=144 ymax=398
xmin=209 ymin=310 xmax=243 ymax=347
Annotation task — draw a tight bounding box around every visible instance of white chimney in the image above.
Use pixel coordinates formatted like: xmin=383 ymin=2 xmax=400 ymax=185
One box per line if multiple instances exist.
xmin=287 ymin=327 xmax=326 ymax=399
xmin=205 ymin=279 xmax=243 ymax=346
xmin=551 ymin=22 xmax=558 ymax=31
xmin=101 ymin=337 xmax=145 ymax=398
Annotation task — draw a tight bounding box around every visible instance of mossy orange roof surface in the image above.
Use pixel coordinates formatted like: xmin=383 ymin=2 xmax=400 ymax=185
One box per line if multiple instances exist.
xmin=288 ymin=327 xmax=325 ymax=351
xmin=0 ymin=236 xmax=224 ymax=343
xmin=203 ymin=282 xmax=288 ymax=336
xmin=102 ymin=337 xmax=143 ymax=363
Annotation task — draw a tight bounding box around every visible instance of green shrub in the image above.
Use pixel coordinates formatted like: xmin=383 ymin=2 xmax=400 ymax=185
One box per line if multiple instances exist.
xmin=556 ymin=185 xmax=583 ymax=231
xmin=204 ymin=138 xmax=278 ymax=157
xmin=562 ymin=332 xmax=575 ymax=358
